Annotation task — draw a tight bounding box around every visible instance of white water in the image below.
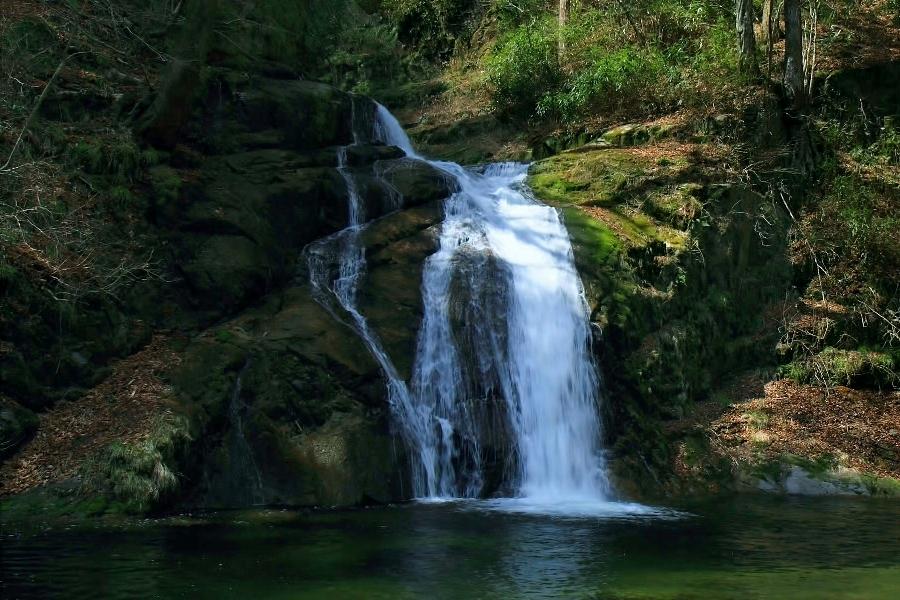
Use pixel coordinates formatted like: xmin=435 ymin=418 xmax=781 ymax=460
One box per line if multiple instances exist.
xmin=306 ymin=101 xmax=647 ymax=516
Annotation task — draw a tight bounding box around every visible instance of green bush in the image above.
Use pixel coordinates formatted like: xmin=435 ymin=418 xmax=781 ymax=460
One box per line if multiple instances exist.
xmin=80 ymin=417 xmax=191 ymax=514
xmin=539 ymin=47 xmax=671 ymax=121
xmin=689 ymin=17 xmax=743 ymax=83
xmin=852 ymin=123 xmax=900 ymax=166
xmin=486 ymin=22 xmax=562 ymax=119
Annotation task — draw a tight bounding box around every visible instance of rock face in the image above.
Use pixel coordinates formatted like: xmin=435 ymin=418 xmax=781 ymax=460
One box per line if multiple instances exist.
xmin=173 ymin=199 xmax=444 ymax=507
xmin=527 ymin=140 xmax=794 ymax=496
xmin=132 ymin=71 xmax=456 ymax=508
xmin=143 ymin=73 xmax=455 ymax=321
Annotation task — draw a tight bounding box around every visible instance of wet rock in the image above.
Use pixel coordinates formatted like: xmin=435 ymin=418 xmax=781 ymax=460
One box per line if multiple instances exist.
xmin=345 ymin=143 xmax=405 ymax=166
xmin=377 ymin=158 xmax=459 ymax=207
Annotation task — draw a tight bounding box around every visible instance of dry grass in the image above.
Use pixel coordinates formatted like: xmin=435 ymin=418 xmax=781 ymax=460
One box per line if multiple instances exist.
xmin=0 ymin=336 xmax=182 ymax=496
xmin=677 ymin=374 xmax=900 ymax=480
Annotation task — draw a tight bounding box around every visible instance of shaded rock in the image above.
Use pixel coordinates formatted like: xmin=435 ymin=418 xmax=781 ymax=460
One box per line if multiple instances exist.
xmin=377 ymin=158 xmax=459 ymax=207
xmin=217 ymin=148 xmax=338 ymax=173
xmin=239 ymin=79 xmax=357 ymax=151
xmin=345 ymin=143 xmax=405 ymax=166
xmin=137 ymin=59 xmax=206 ymax=149
xmin=358 ymin=202 xmax=444 ymax=379
xmin=0 ymin=399 xmax=38 ymax=459
xmin=823 ymin=61 xmax=900 ymax=119
xmin=177 ymin=234 xmax=271 ymax=312
xmin=165 ymin=160 xmax=348 ymax=312
xmin=171 ymin=192 xmax=446 ymax=508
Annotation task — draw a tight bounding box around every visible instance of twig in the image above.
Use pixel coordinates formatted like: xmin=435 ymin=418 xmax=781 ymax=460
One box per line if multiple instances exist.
xmin=1 ymin=53 xmax=85 ymax=173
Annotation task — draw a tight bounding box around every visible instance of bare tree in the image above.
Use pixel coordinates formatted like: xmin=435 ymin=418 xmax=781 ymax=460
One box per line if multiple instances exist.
xmin=783 ymin=0 xmax=805 ymax=106
xmin=803 ymin=1 xmax=820 ymax=98
xmin=736 ymin=0 xmax=760 ymax=78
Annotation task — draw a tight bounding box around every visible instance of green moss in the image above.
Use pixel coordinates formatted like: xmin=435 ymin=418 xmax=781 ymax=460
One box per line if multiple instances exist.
xmin=861 ymin=474 xmax=900 ymax=496
xmin=528 ymin=149 xmax=654 ymax=207
xmin=780 ymin=347 xmax=898 ymax=388
xmin=528 ymin=147 xmax=691 ymax=251
xmin=214 ymin=329 xmax=237 ymax=344
xmin=561 ymin=207 xmax=622 ymax=264
xmin=745 ymin=409 xmax=770 ymax=432
xmin=1 ymin=487 xmax=95 ymax=522
xmin=643 ymin=184 xmax=704 ymax=229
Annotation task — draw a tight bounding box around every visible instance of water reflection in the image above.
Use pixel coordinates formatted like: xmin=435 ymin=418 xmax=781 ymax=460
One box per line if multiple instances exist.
xmin=2 ymin=496 xmax=900 ymax=599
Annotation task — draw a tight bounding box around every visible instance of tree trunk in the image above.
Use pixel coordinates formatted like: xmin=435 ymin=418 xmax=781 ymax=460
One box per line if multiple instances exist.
xmin=760 ymin=0 xmax=780 ymax=43
xmin=736 ymin=0 xmax=759 ymax=77
xmin=783 ymin=0 xmax=804 ymax=106
xmin=760 ymin=0 xmax=781 ymax=76
xmin=558 ymin=0 xmax=568 ymax=60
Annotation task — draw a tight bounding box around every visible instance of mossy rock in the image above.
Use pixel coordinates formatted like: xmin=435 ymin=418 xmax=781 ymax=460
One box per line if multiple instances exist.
xmin=602 ymin=124 xmax=652 ymax=147
xmin=137 ymin=59 xmax=207 ymax=149
xmin=528 ymin=140 xmax=793 ymax=496
xmin=177 ymin=234 xmax=271 ymax=312
xmin=752 ymin=455 xmax=900 ymax=497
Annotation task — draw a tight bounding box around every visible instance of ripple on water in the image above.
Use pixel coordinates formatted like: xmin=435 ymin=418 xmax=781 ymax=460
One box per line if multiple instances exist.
xmin=415 ymin=496 xmax=688 ymax=520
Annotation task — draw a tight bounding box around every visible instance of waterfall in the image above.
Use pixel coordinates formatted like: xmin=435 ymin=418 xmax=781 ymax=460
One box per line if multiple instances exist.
xmin=306 ymin=100 xmax=611 ymax=508
xmin=226 ymin=362 xmax=265 ymax=506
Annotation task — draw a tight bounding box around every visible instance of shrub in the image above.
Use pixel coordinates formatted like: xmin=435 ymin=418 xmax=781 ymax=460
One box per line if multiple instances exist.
xmin=486 ymin=21 xmax=562 ymax=119
xmin=539 ymin=47 xmax=671 ymax=121
xmin=71 ymin=138 xmax=143 ymax=183
xmin=80 ymin=417 xmax=191 ymax=513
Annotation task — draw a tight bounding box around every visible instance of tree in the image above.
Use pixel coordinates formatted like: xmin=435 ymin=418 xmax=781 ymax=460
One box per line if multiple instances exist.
xmin=783 ymin=0 xmax=805 ymax=106
xmin=760 ymin=0 xmax=780 ymax=44
xmin=736 ymin=0 xmax=760 ymax=77
xmin=760 ymin=0 xmax=781 ymax=75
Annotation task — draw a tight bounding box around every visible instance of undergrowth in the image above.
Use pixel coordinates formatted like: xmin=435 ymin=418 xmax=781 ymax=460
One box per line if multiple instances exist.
xmin=79 ymin=416 xmax=191 ymax=514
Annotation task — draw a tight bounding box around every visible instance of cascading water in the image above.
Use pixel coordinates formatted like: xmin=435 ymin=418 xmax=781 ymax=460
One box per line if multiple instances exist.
xmin=307 ymin=100 xmax=621 ymax=512
xmin=225 ymin=362 xmax=265 ymax=506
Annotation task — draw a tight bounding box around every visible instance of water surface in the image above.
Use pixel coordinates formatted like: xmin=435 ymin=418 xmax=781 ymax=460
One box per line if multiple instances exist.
xmin=3 ymin=495 xmax=899 ymax=599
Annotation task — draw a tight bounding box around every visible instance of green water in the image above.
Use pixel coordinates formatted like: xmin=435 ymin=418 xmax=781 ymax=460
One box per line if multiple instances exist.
xmin=2 ymin=495 xmax=899 ymax=599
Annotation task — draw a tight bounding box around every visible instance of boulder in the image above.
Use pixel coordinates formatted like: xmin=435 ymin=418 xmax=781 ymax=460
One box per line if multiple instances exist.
xmin=345 ymin=143 xmax=405 ymax=166
xmin=377 ymin=158 xmax=459 ymax=207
